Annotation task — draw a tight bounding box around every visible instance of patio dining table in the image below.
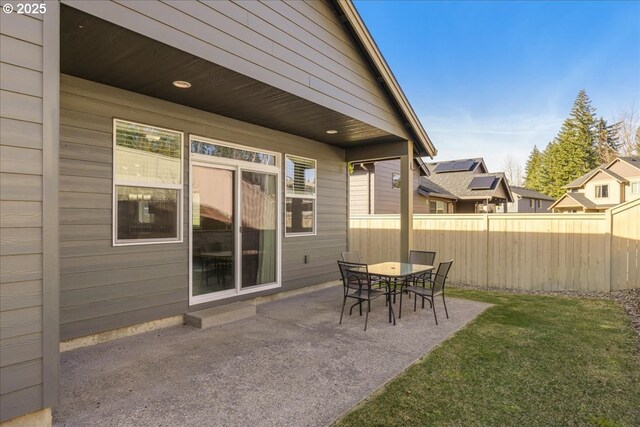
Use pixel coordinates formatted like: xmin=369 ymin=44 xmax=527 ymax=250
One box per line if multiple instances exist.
xmin=367 ymin=262 xmax=434 ymax=325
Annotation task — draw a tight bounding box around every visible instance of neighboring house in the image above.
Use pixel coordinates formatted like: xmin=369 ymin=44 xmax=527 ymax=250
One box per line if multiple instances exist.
xmin=508 ymin=186 xmax=555 ymax=213
xmin=550 ymin=157 xmax=640 ymax=212
xmin=349 ymin=157 xmax=514 ymax=214
xmin=0 ymin=1 xmax=436 ymax=424
xmin=349 ymin=158 xmax=431 ymax=214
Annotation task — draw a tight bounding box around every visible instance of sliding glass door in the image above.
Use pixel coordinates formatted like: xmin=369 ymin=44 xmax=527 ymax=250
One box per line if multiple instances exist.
xmin=190 ymin=137 xmax=280 ymax=304
xmin=241 ymin=171 xmax=277 ymax=288
xmin=191 ymin=165 xmax=235 ymax=296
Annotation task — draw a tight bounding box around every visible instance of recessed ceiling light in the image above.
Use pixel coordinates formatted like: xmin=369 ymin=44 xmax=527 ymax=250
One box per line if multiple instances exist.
xmin=172 ymin=80 xmax=191 ymax=89
xmin=326 ymin=130 xmax=338 ymax=134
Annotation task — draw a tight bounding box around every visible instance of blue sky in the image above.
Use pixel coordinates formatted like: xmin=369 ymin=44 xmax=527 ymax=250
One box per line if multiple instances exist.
xmin=355 ymin=0 xmax=640 ymax=172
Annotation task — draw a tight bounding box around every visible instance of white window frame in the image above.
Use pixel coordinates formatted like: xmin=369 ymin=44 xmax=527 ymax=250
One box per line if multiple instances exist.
xmin=188 ymin=135 xmax=282 ymax=305
xmin=595 ymin=184 xmax=609 ymax=199
xmin=284 ymin=154 xmax=317 ymax=237
xmin=631 ymin=181 xmax=640 ymax=195
xmin=112 ymin=119 xmax=184 ymax=246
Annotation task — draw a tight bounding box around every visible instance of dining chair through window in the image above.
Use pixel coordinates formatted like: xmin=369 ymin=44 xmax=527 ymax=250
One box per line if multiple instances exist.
xmin=400 ymin=260 xmax=453 ymax=325
xmin=337 ymin=260 xmax=387 ymax=331
xmin=341 ymin=251 xmax=361 ymax=263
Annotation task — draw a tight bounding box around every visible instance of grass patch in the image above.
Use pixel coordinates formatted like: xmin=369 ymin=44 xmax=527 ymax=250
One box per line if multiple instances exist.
xmin=334 ymin=289 xmax=640 ymax=427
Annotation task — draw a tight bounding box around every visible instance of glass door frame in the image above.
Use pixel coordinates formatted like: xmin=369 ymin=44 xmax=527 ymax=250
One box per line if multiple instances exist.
xmin=188 ymin=136 xmax=282 ymax=306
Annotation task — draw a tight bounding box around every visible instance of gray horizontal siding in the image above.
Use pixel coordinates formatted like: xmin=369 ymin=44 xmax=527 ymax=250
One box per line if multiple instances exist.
xmin=0 ymin=11 xmax=45 ymax=421
xmin=372 ymin=160 xmax=428 ymax=214
xmin=60 ymin=75 xmax=345 ymax=339
xmin=63 ymin=0 xmax=408 ymax=139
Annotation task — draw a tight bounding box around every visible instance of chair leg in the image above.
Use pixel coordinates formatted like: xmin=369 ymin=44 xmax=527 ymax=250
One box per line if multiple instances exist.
xmin=399 ymin=288 xmax=403 ymax=319
xmin=432 ymin=297 xmax=438 ymax=325
xmin=442 ymin=293 xmax=449 ymax=319
xmin=364 ymin=300 xmax=371 ymax=331
xmin=339 ymin=295 xmax=347 ymax=324
xmin=414 ymin=293 xmax=417 ymax=312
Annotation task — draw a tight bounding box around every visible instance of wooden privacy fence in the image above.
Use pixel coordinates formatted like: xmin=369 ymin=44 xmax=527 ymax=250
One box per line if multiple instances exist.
xmin=349 ymin=199 xmax=639 ymax=291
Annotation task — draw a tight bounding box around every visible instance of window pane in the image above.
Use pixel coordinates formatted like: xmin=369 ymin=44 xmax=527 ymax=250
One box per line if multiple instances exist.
xmin=115 ymin=121 xmax=182 ymax=184
xmin=392 ymin=173 xmax=400 ymax=189
xmin=116 ymin=186 xmax=179 ymax=241
xmin=285 ymin=155 xmax=316 ymax=197
xmin=191 ymin=139 xmax=276 ymax=166
xmin=286 ymin=197 xmax=314 ymax=234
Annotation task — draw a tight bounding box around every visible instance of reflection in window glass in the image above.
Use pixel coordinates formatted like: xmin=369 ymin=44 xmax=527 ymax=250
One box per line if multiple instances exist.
xmin=285 ymin=155 xmax=316 ymax=197
xmin=113 ymin=119 xmax=183 ymax=244
xmin=116 ymin=187 xmax=179 ymax=240
xmin=285 ymin=198 xmax=315 ymax=234
xmin=285 ymin=154 xmax=316 ymax=235
xmin=191 ymin=139 xmax=276 ymax=166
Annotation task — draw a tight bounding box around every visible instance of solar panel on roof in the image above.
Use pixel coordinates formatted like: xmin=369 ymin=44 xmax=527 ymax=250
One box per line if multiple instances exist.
xmin=449 ymin=160 xmax=475 ymax=172
xmin=469 ymin=176 xmax=496 ymax=190
xmin=433 ymin=162 xmax=453 ymax=173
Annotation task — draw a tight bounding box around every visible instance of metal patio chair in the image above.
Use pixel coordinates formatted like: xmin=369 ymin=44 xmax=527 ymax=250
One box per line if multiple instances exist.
xmin=337 ymin=260 xmax=387 ymax=331
xmin=400 ymin=259 xmax=453 ymax=325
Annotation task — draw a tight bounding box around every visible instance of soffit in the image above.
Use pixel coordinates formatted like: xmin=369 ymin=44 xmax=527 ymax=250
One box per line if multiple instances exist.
xmin=60 ymin=5 xmax=403 ymax=148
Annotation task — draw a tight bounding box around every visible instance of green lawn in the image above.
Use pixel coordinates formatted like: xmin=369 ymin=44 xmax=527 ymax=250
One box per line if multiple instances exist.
xmin=334 ymin=289 xmax=640 ymax=427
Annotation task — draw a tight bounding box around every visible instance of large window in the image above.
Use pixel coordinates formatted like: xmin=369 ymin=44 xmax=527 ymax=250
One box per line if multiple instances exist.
xmin=595 ymin=184 xmax=609 ymax=198
xmin=113 ymin=119 xmax=183 ymax=245
xmin=285 ymin=154 xmax=316 ymax=235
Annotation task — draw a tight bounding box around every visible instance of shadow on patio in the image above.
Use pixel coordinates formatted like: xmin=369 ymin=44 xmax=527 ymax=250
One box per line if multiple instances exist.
xmin=53 ymin=285 xmax=489 ymax=427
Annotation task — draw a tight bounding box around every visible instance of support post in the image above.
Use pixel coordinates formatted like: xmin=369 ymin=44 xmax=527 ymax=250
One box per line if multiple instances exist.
xmin=400 ymin=142 xmax=413 ymax=262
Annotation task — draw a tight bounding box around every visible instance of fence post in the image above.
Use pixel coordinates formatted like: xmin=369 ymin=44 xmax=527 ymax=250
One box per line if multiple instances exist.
xmin=604 ymin=208 xmax=613 ymax=291
xmin=484 ymin=213 xmax=490 ymax=288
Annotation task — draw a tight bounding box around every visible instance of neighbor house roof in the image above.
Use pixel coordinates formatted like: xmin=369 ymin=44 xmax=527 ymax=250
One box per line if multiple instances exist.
xmin=510 ymin=186 xmax=555 ymax=201
xmin=417 ymin=177 xmax=458 ymax=201
xmin=426 ymin=171 xmax=514 ymax=202
xmin=424 ymin=158 xmax=487 ymax=175
xmin=606 ymin=156 xmax=640 ymax=171
xmin=549 ymin=192 xmax=618 ymax=211
xmin=335 ymin=0 xmax=436 ymax=158
xmin=564 ymin=167 xmax=629 ymax=189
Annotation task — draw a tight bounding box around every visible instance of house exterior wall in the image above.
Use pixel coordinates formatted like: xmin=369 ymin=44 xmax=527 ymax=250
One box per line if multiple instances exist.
xmin=624 ymin=174 xmax=640 ymax=202
xmin=608 ymin=159 xmax=640 ymax=177
xmin=371 ymin=159 xmax=428 ymax=214
xmin=584 ymin=174 xmax=622 ymax=205
xmin=61 ymin=0 xmax=409 ymax=140
xmin=348 ymin=166 xmax=373 ymax=215
xmin=59 ymin=75 xmax=347 ymax=340
xmin=456 ymin=200 xmax=478 ymax=213
xmin=508 ymin=197 xmax=554 ymax=213
xmin=0 ymin=6 xmax=59 ymax=422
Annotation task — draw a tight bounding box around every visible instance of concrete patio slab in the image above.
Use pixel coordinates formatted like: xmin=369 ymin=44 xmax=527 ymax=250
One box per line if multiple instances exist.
xmin=53 ymin=286 xmax=490 ymax=427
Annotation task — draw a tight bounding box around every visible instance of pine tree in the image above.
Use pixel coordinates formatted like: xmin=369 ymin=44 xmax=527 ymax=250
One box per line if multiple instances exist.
xmin=524 ymin=145 xmax=544 ymax=192
xmin=594 ymin=118 xmax=620 ymax=164
xmin=540 ymin=90 xmax=599 ymax=198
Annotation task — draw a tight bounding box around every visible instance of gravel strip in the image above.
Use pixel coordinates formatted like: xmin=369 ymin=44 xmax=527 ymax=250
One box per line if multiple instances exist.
xmin=450 ymin=284 xmax=640 ymax=357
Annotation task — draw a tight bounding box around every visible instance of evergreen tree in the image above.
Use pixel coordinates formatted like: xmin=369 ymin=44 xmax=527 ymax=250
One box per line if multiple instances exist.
xmin=540 ymin=90 xmax=599 ymax=198
xmin=594 ymin=118 xmax=620 ymax=164
xmin=524 ymin=145 xmax=544 ymax=192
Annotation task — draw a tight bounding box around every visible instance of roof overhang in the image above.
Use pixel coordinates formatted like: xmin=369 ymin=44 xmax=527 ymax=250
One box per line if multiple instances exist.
xmin=60 ymin=3 xmax=433 ymax=154
xmin=564 ymin=167 xmax=628 ymax=189
xmin=331 ymin=0 xmax=436 ymax=159
xmin=417 ymin=186 xmax=458 ymax=200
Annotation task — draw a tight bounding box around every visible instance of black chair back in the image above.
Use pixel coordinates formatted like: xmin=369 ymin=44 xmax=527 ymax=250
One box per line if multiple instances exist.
xmin=337 ymin=260 xmax=369 ymax=291
xmin=432 ymin=260 xmax=453 ymax=294
xmin=409 ymin=250 xmax=436 ymax=266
